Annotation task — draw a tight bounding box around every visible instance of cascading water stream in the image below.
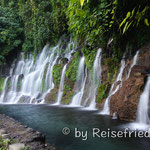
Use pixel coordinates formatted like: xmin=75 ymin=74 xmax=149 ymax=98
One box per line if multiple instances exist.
xmin=53 ymin=41 xmax=76 ymax=105
xmin=54 ymin=64 xmax=67 ymax=105
xmin=100 ymin=58 xmax=126 ymax=114
xmin=70 ymin=57 xmax=87 ymax=106
xmin=126 ymin=50 xmax=139 ymax=80
xmin=87 ymin=48 xmax=102 ymax=109
xmin=136 ymin=77 xmax=150 ymax=125
xmin=3 ymin=45 xmax=59 ymax=103
xmin=0 ymin=39 xmax=75 ymax=104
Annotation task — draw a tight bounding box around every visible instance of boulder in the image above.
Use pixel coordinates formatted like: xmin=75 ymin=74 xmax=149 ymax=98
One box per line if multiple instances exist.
xmin=9 ymin=143 xmax=25 ymax=150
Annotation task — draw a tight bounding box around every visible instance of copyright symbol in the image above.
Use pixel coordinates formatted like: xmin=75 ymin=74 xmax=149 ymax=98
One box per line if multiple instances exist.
xmin=62 ymin=127 xmax=70 ymax=135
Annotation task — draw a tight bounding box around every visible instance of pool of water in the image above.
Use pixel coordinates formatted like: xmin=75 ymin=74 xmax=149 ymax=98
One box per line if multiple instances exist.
xmin=0 ymin=104 xmax=149 ymax=150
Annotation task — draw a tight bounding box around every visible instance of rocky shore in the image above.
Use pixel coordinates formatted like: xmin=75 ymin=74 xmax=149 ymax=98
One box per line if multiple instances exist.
xmin=0 ymin=114 xmax=57 ymax=150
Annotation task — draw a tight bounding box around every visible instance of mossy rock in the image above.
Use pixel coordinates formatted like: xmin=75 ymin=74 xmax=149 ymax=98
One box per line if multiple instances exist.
xmin=97 ymin=83 xmax=111 ymax=103
xmin=52 ymin=64 xmax=63 ymax=86
xmin=82 ymin=47 xmax=97 ymax=72
xmin=65 ymin=51 xmax=80 ymax=82
xmin=0 ymin=77 xmax=5 ymax=93
xmin=62 ymin=90 xmax=74 ymax=104
xmin=61 ymin=82 xmax=75 ymax=104
xmin=44 ymin=87 xmax=58 ymax=103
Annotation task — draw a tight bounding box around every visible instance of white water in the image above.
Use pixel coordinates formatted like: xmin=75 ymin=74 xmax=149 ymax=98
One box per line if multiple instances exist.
xmin=136 ymin=77 xmax=150 ymax=125
xmin=125 ymin=77 xmax=150 ymax=130
xmin=70 ymin=57 xmax=87 ymax=106
xmin=54 ymin=64 xmax=67 ymax=105
xmin=54 ymin=41 xmax=76 ymax=105
xmin=126 ymin=51 xmax=139 ymax=80
xmin=85 ymin=48 xmax=102 ymax=109
xmin=93 ymin=49 xmax=102 ymax=86
xmin=100 ymin=58 xmax=126 ymax=114
xmin=0 ymin=39 xmax=75 ymax=104
xmin=112 ymin=112 xmax=118 ymax=120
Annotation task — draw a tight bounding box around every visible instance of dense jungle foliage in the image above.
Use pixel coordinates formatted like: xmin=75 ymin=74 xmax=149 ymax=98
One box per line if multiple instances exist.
xmin=0 ymin=0 xmax=150 ymax=65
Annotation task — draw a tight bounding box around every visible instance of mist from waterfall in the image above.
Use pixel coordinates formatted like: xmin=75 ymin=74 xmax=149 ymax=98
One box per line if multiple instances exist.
xmin=100 ymin=58 xmax=126 ymax=114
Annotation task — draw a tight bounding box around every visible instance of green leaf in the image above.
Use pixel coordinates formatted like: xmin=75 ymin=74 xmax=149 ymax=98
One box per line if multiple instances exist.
xmin=119 ymin=18 xmax=127 ymax=28
xmin=76 ymin=9 xmax=85 ymax=17
xmin=131 ymin=8 xmax=135 ymax=17
xmin=126 ymin=21 xmax=133 ymax=30
xmin=126 ymin=12 xmax=131 ymax=18
xmin=71 ymin=0 xmax=77 ymax=5
xmin=123 ymin=22 xmax=129 ymax=34
xmin=80 ymin=0 xmax=85 ymax=7
xmin=113 ymin=0 xmax=118 ymax=5
xmin=144 ymin=18 xmax=149 ymax=26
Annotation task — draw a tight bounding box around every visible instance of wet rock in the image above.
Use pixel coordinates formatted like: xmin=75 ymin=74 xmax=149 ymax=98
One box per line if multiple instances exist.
xmin=132 ymin=65 xmax=150 ymax=75
xmin=18 ymin=95 xmax=31 ymax=103
xmin=37 ymin=99 xmax=43 ymax=103
xmin=44 ymin=87 xmax=58 ymax=104
xmin=0 ymin=129 xmax=6 ymax=135
xmin=112 ymin=81 xmax=121 ymax=91
xmin=61 ymin=58 xmax=69 ymax=64
xmin=0 ymin=114 xmax=57 ymax=150
xmin=9 ymin=143 xmax=25 ymax=150
xmin=109 ymin=44 xmax=150 ymax=121
xmin=18 ymin=74 xmax=24 ymax=80
xmin=110 ymin=74 xmax=145 ymax=121
xmin=35 ymin=92 xmax=42 ymax=99
xmin=1 ymin=134 xmax=10 ymax=138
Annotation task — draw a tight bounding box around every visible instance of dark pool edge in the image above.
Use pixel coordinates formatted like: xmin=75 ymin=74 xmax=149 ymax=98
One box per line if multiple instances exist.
xmin=0 ymin=113 xmax=58 ymax=150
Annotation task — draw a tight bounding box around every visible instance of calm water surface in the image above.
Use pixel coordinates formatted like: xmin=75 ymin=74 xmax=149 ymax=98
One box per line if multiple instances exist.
xmin=0 ymin=104 xmax=149 ymax=150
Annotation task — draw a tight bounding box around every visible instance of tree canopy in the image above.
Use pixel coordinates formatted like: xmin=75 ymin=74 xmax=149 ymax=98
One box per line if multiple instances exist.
xmin=0 ymin=0 xmax=149 ymax=64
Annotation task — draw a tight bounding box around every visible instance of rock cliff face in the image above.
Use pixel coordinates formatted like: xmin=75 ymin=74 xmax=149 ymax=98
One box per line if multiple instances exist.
xmin=109 ymin=43 xmax=150 ymax=121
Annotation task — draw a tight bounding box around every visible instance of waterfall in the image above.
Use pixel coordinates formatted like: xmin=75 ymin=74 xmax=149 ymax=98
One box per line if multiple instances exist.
xmin=126 ymin=51 xmax=139 ymax=80
xmin=136 ymin=77 xmax=150 ymax=125
xmin=2 ymin=45 xmax=59 ymax=103
xmin=54 ymin=41 xmax=75 ymax=105
xmin=54 ymin=64 xmax=67 ymax=105
xmin=88 ymin=48 xmax=102 ymax=109
xmin=70 ymin=57 xmax=87 ymax=106
xmin=0 ymin=39 xmax=75 ymax=104
xmin=100 ymin=58 xmax=126 ymax=114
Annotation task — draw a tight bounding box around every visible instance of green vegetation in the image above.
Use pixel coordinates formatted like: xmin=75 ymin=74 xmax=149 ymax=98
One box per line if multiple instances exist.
xmin=0 ymin=5 xmax=23 ymax=64
xmin=62 ymin=84 xmax=74 ymax=104
xmin=65 ymin=51 xmax=80 ymax=82
xmin=42 ymin=63 xmax=49 ymax=92
xmin=82 ymin=47 xmax=97 ymax=71
xmin=104 ymin=58 xmax=118 ymax=82
xmin=0 ymin=0 xmax=149 ymax=65
xmin=97 ymin=83 xmax=110 ymax=103
xmin=0 ymin=136 xmax=17 ymax=150
xmin=0 ymin=78 xmax=5 ymax=92
xmin=0 ymin=0 xmax=150 ymax=103
xmin=0 ymin=136 xmax=10 ymax=150
xmin=52 ymin=64 xmax=63 ymax=85
xmin=21 ymin=146 xmax=31 ymax=150
xmin=0 ymin=135 xmax=31 ymax=150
